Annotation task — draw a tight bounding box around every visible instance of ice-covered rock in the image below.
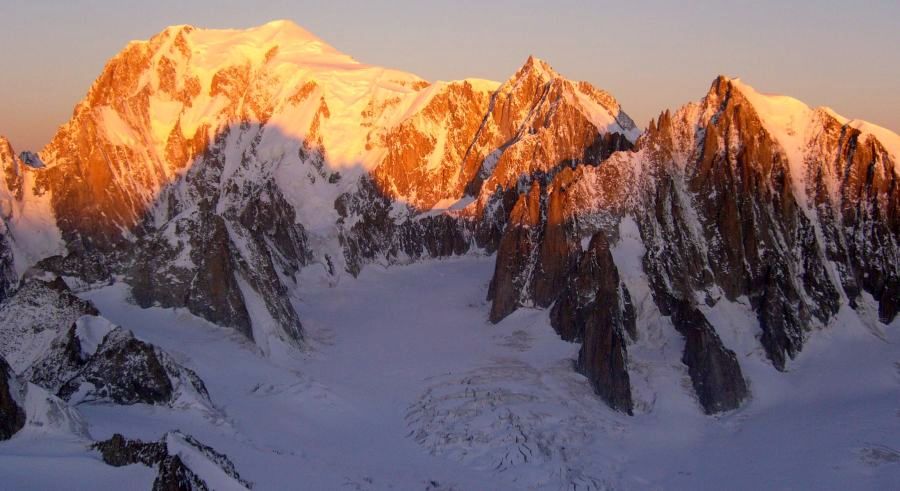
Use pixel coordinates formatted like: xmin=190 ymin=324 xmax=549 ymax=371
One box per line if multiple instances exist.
xmin=0 ymin=354 xmax=88 ymax=440
xmin=93 ymin=431 xmax=251 ymax=490
xmin=58 ymin=327 xmax=212 ymax=409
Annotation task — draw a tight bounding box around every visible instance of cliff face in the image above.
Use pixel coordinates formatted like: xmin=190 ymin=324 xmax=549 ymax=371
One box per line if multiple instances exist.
xmin=0 ymin=137 xmax=63 ymax=300
xmin=0 ymin=140 xmax=21 ymax=300
xmin=488 ymin=76 xmax=899 ymax=414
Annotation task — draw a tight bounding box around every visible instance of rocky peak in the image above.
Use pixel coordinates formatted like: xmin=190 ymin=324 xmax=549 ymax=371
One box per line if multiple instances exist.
xmin=0 ymin=137 xmax=16 ymax=167
xmin=487 ymin=73 xmax=898 ymax=416
xmin=705 ymin=75 xmax=733 ymax=107
xmin=0 ymin=137 xmax=23 ymax=199
xmin=512 ymin=55 xmax=559 ymax=86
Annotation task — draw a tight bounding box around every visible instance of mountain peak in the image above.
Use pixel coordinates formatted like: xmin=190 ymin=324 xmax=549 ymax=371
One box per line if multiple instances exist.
xmin=141 ymin=19 xmax=350 ymax=68
xmin=0 ymin=136 xmax=15 ymax=165
xmin=243 ymin=19 xmax=327 ymax=43
xmin=516 ymin=55 xmax=558 ymax=81
xmin=696 ymin=75 xmax=899 ymax=186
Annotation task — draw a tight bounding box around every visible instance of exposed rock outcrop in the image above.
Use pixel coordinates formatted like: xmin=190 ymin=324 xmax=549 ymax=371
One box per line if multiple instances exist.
xmin=0 ymin=278 xmax=99 ymax=373
xmin=670 ymin=301 xmax=748 ymax=413
xmin=0 ymin=356 xmax=26 ymax=440
xmin=0 ymin=354 xmax=88 ymax=440
xmin=123 ymin=123 xmax=310 ymax=348
xmin=552 ymin=232 xmax=636 ymax=414
xmin=0 ymin=138 xmax=34 ymax=299
xmin=0 ymin=275 xmax=213 ymax=411
xmin=58 ymin=327 xmax=210 ymax=407
xmin=25 ymin=321 xmax=89 ymax=392
xmin=488 ymin=75 xmax=898 ymax=414
xmin=488 ymin=181 xmax=543 ymax=322
xmin=93 ymin=431 xmax=252 ymax=490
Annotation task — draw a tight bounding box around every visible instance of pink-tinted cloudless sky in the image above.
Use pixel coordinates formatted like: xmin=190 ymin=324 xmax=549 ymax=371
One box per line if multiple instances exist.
xmin=1 ymin=0 xmax=897 ymax=150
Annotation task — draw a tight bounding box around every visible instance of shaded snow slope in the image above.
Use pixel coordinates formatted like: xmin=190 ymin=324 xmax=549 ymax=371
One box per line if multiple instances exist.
xmin=1 ymin=257 xmax=895 ymax=489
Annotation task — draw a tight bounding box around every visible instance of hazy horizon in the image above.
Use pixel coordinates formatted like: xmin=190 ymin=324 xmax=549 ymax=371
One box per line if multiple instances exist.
xmin=1 ymin=0 xmax=898 ymax=151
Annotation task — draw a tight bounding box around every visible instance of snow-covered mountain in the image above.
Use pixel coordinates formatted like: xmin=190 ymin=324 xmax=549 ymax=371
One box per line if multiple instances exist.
xmin=1 ymin=20 xmax=637 ymax=352
xmin=489 ymin=75 xmax=899 ymax=413
xmin=0 ymin=19 xmax=898 ymax=490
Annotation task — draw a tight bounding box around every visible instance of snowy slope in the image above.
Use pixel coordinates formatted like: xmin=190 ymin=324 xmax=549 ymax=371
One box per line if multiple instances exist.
xmin=1 ymin=257 xmax=896 ymax=489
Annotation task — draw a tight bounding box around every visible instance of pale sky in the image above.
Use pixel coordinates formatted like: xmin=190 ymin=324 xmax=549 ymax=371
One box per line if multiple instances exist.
xmin=1 ymin=0 xmax=897 ymax=151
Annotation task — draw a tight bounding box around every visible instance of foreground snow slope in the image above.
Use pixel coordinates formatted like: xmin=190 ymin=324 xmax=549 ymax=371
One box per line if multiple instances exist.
xmin=2 ymin=256 xmax=897 ymax=489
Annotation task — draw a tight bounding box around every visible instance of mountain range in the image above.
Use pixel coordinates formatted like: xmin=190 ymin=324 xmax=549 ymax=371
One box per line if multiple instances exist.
xmin=0 ymin=20 xmax=897 ymax=490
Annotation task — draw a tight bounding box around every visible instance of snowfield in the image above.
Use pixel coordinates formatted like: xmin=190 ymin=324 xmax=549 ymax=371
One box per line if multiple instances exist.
xmin=1 ymin=256 xmax=898 ymax=490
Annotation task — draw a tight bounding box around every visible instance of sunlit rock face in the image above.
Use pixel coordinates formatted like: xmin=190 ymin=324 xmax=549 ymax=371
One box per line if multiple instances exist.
xmin=488 ymin=75 xmax=899 ymax=413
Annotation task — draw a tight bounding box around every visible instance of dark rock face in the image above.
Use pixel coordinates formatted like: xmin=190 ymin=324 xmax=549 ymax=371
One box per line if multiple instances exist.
xmin=632 ymin=76 xmax=898 ymax=372
xmin=486 ymin=163 xmax=641 ymax=414
xmin=531 ymin=169 xmax=582 ymax=308
xmin=486 ymin=161 xmax=636 ymax=325
xmin=0 ymin=275 xmax=211 ymax=409
xmin=488 ymin=181 xmax=543 ymax=323
xmin=0 ymin=278 xmax=99 ymax=373
xmin=0 ymin=139 xmax=25 ymax=301
xmin=37 ymin=252 xmax=113 ymax=287
xmin=93 ymin=434 xmax=207 ymax=491
xmin=125 ymin=124 xmax=308 ymax=345
xmin=335 ymin=176 xmax=478 ymax=277
xmin=130 ymin=213 xmax=253 ymax=339
xmin=94 ymin=433 xmax=168 ymax=467
xmin=637 ymin=85 xmax=840 ymax=372
xmin=154 ymin=455 xmax=208 ymax=491
xmin=58 ymin=328 xmax=173 ymax=404
xmin=26 ymin=322 xmax=86 ymax=391
xmin=0 ymin=356 xmax=25 ymax=440
xmin=814 ymin=124 xmax=899 ymax=324
xmin=670 ymin=301 xmax=748 ymax=413
xmin=93 ymin=432 xmax=251 ymax=490
xmin=57 ymin=327 xmax=209 ymax=406
xmin=552 ymin=232 xmax=635 ymax=414
xmin=0 ymin=231 xmax=17 ymax=303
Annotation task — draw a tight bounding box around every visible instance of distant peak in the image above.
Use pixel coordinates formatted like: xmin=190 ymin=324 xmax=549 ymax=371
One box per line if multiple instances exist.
xmin=138 ymin=19 xmax=353 ymax=69
xmin=250 ymin=19 xmax=325 ymax=41
xmin=706 ymin=74 xmax=738 ymax=101
xmin=513 ymin=55 xmax=559 ymax=82
xmin=151 ymin=19 xmax=330 ymax=48
xmin=263 ymin=19 xmax=296 ymax=28
xmin=699 ymin=75 xmax=899 ymax=161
